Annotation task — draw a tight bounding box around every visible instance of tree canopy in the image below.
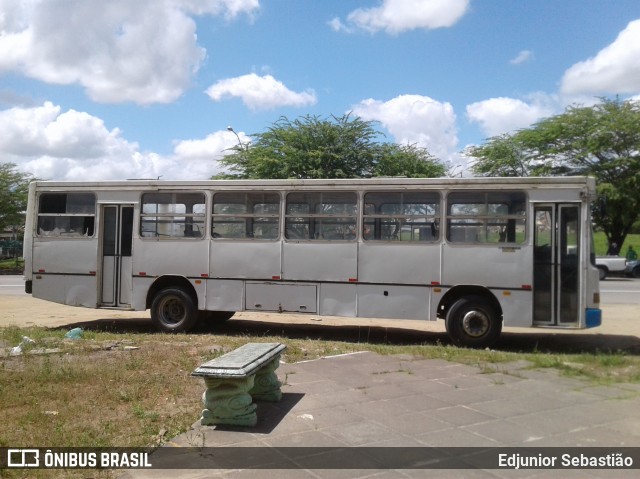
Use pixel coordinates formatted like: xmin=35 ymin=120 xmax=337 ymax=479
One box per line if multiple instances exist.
xmin=0 ymin=163 xmax=34 ymax=233
xmin=466 ymin=98 xmax=640 ymax=250
xmin=215 ymin=114 xmax=447 ymax=179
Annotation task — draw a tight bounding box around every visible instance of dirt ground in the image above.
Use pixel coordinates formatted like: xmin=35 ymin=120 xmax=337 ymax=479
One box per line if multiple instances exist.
xmin=1 ymin=294 xmax=639 ymax=353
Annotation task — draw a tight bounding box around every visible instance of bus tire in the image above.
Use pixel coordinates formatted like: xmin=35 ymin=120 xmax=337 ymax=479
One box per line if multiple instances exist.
xmin=198 ymin=311 xmax=235 ymax=323
xmin=151 ymin=287 xmax=198 ymax=333
xmin=445 ymin=295 xmax=502 ymax=348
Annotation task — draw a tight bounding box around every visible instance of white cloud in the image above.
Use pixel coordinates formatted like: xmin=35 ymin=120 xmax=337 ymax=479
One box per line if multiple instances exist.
xmin=352 ymin=94 xmax=458 ymax=160
xmin=205 ymin=73 xmax=317 ymax=110
xmin=173 ymin=130 xmax=249 ymax=160
xmin=510 ymin=50 xmax=533 ymax=65
xmin=328 ymin=17 xmax=347 ymax=32
xmin=561 ymin=19 xmax=640 ymax=95
xmin=332 ymin=0 xmax=469 ymax=35
xmin=178 ymin=0 xmax=260 ymax=20
xmin=0 ymin=0 xmax=259 ymax=104
xmin=0 ymin=102 xmax=237 ymax=181
xmin=466 ymin=96 xmax=556 ymax=138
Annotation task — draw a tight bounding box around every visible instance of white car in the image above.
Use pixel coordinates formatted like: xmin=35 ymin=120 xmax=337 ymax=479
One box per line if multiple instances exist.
xmin=596 ymin=256 xmax=640 ymax=279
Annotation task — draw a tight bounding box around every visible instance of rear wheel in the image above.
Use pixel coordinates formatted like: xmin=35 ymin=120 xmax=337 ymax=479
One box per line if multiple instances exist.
xmin=445 ymin=295 xmax=502 ymax=348
xmin=151 ymin=287 xmax=198 ymax=333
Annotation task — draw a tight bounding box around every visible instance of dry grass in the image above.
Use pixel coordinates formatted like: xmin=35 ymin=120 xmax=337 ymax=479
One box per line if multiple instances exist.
xmin=1 ymin=325 xmax=640 ymax=478
xmin=0 ymin=328 xmax=369 ymax=451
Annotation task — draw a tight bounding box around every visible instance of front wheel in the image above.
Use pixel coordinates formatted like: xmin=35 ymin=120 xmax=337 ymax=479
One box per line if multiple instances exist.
xmin=151 ymin=287 xmax=198 ymax=333
xmin=445 ymin=295 xmax=502 ymax=348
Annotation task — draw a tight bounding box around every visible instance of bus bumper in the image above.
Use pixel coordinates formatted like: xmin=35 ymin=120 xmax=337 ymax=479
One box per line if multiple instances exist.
xmin=585 ymin=308 xmax=602 ymax=328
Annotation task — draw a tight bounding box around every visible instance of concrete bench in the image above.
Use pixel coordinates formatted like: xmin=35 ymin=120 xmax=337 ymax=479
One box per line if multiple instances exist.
xmin=191 ymin=342 xmax=286 ymax=427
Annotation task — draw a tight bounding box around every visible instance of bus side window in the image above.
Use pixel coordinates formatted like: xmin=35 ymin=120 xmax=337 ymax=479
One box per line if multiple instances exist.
xmin=447 ymin=191 xmax=526 ymax=244
xmin=285 ymin=192 xmax=357 ymax=241
xmin=363 ymin=191 xmax=439 ymax=242
xmin=141 ymin=192 xmax=205 ymax=239
xmin=212 ymin=192 xmax=280 ymax=240
xmin=37 ymin=193 xmax=96 ymax=237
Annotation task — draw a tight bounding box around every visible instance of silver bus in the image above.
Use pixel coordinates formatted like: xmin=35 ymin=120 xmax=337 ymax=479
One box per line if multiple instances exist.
xmin=23 ymin=177 xmax=602 ymax=348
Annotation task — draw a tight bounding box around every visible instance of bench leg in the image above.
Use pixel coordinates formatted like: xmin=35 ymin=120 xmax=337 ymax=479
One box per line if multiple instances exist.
xmin=200 ymin=376 xmax=258 ymax=427
xmin=249 ymin=354 xmax=283 ymax=402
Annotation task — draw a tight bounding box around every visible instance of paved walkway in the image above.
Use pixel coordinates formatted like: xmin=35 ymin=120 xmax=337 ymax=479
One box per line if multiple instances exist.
xmin=122 ymin=351 xmax=640 ymax=478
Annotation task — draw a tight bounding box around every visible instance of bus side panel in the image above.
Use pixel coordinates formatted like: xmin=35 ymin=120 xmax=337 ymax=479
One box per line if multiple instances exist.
xmin=205 ymin=279 xmax=244 ymax=312
xmin=442 ymin=246 xmax=531 ymax=290
xmin=245 ymin=282 xmax=317 ymax=313
xmin=131 ymin=276 xmax=153 ymax=310
xmin=31 ymin=239 xmax=98 ymax=307
xmin=358 ymin=243 xmax=441 ymax=285
xmin=211 ymin=242 xmax=281 ymax=279
xmin=283 ymin=243 xmax=357 ymax=282
xmin=134 ymin=241 xmax=210 ymax=278
xmin=33 ymin=239 xmax=98 ymax=275
xmin=319 ymin=283 xmax=357 ymax=317
xmin=32 ymin=274 xmax=97 ymax=308
xmin=496 ymin=290 xmax=533 ymax=328
xmin=357 ymin=284 xmax=429 ymax=320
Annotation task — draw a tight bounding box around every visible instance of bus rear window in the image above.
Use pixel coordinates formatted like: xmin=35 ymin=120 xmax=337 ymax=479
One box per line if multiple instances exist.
xmin=37 ymin=193 xmax=96 ymax=237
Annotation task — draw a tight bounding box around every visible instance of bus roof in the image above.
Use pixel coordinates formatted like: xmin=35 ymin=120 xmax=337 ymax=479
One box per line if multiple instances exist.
xmin=31 ymin=176 xmax=595 ymax=191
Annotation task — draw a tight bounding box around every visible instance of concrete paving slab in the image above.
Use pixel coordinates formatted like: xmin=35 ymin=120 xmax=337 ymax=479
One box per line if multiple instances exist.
xmin=120 ymin=351 xmax=640 ymax=478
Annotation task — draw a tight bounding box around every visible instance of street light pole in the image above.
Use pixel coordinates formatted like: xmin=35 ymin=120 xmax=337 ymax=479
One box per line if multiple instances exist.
xmin=227 ymin=126 xmax=244 ymax=150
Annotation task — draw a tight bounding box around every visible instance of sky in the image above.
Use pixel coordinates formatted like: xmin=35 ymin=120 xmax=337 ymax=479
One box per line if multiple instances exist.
xmin=1 ymin=0 xmax=640 ymax=181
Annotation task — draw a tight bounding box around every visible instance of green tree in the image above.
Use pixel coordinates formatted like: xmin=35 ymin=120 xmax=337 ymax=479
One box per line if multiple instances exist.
xmin=466 ymin=134 xmax=538 ymax=177
xmin=0 ymin=163 xmax=34 ymax=233
xmin=373 ymin=143 xmax=447 ymax=178
xmin=216 ymin=114 xmax=447 ymax=179
xmin=467 ymin=98 xmax=640 ymax=250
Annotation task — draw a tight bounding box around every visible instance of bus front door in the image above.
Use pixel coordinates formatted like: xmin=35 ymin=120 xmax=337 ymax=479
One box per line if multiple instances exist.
xmin=533 ymin=204 xmax=580 ymax=327
xmin=101 ymin=205 xmax=134 ymax=308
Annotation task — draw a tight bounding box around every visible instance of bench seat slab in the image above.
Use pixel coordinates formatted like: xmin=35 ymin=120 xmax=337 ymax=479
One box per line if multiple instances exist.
xmin=193 ymin=342 xmax=286 ymax=426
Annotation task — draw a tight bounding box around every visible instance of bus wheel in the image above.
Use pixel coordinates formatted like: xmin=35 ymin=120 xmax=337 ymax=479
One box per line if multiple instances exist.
xmin=151 ymin=287 xmax=198 ymax=333
xmin=445 ymin=295 xmax=501 ymax=348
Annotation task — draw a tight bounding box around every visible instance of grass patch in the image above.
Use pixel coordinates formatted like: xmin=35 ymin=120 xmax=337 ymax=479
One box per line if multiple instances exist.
xmin=0 ymin=257 xmax=24 ymax=273
xmin=594 ymin=232 xmax=640 ymax=256
xmin=1 ymin=326 xmax=640 ymax=478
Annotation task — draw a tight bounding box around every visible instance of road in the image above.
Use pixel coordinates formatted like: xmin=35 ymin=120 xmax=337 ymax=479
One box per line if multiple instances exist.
xmin=598 ymin=276 xmax=640 ymax=304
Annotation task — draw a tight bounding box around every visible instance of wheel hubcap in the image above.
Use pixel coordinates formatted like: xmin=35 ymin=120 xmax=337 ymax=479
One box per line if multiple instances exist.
xmin=161 ymin=297 xmax=185 ymax=324
xmin=461 ymin=310 xmax=489 ymax=338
